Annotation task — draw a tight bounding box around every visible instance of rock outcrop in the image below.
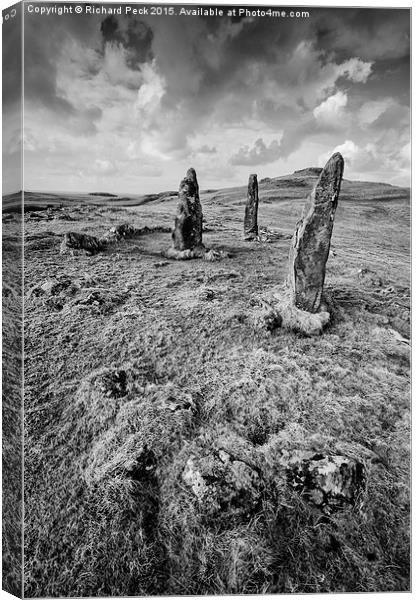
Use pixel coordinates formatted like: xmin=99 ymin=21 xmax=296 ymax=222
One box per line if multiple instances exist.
xmin=288 ymin=152 xmax=344 ymax=313
xmin=182 ymin=434 xmax=264 ymax=523
xmin=60 ymin=223 xmax=160 ymax=256
xmin=243 ymin=174 xmax=259 ymax=240
xmin=99 ymin=223 xmax=137 ymax=246
xmin=60 ymin=232 xmax=102 ymax=255
xmin=286 ymin=452 xmax=365 ymax=514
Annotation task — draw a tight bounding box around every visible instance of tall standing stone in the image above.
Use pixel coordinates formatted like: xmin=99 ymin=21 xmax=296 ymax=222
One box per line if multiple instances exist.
xmin=288 ymin=152 xmax=344 ymax=313
xmin=244 ymin=174 xmax=259 ymax=240
xmin=172 ymin=167 xmax=203 ymax=252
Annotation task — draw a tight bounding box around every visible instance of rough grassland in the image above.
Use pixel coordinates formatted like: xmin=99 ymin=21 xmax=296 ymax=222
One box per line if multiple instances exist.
xmin=20 ymin=174 xmax=410 ymax=596
xmin=2 ymin=216 xmax=23 ymax=597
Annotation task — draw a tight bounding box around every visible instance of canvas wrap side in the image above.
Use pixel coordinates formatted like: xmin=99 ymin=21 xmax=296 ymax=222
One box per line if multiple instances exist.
xmin=2 ymin=2 xmax=23 ymax=597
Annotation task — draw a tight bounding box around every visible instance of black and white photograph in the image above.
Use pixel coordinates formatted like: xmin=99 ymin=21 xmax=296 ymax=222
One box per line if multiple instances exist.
xmin=2 ymin=0 xmax=411 ymax=597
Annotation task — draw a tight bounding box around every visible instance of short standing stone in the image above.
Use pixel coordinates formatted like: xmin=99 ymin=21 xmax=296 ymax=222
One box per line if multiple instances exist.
xmin=171 ymin=168 xmax=203 ymax=251
xmin=244 ymin=174 xmax=259 ymax=240
xmin=288 ymin=153 xmax=344 ymax=312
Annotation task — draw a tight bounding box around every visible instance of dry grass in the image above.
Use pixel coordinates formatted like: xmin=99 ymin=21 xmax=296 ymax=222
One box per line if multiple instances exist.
xmin=2 ymin=218 xmax=23 ymax=597
xmin=10 ymin=172 xmax=410 ymax=596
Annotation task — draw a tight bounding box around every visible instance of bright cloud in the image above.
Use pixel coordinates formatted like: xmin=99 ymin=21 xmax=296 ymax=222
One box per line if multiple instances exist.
xmin=313 ymin=91 xmax=349 ymax=127
xmin=339 ymin=57 xmax=373 ymax=83
xmin=135 ymin=61 xmax=166 ymax=120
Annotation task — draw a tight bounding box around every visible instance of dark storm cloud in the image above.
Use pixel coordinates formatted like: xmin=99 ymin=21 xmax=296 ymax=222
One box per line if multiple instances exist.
xmin=180 ymin=8 xmax=409 ymax=90
xmin=24 ymin=25 xmax=75 ymax=115
xmin=23 ymin=12 xmax=102 ymax=125
xmin=21 ymin=11 xmax=150 ymax=135
xmin=133 ymin=8 xmax=406 ymax=153
xmin=20 ymin=7 xmax=410 ymax=126
xmin=100 ymin=15 xmax=153 ymax=68
xmin=100 ymin=14 xmax=119 ymax=40
xmin=315 ymin=9 xmax=410 ymax=61
xmin=14 ymin=5 xmax=410 ymax=192
xmin=21 ymin=10 xmax=154 ymax=122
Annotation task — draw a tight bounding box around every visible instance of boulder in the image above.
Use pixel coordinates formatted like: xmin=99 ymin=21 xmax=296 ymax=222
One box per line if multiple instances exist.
xmin=286 ymin=452 xmax=365 ymax=513
xmin=182 ymin=436 xmax=264 ymax=522
xmin=60 ymin=231 xmax=102 ymax=255
xmin=99 ymin=223 xmax=137 ymax=246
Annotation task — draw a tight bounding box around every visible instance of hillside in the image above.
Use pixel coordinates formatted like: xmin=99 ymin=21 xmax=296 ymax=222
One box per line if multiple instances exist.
xmin=4 ymin=170 xmax=410 ymax=595
xmin=2 ymin=170 xmax=410 ymax=213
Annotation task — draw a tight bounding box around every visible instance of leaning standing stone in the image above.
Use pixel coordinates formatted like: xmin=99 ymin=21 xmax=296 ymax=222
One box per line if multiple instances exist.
xmin=171 ymin=167 xmax=203 ymax=252
xmin=244 ymin=174 xmax=259 ymax=240
xmin=288 ymin=152 xmax=344 ymax=313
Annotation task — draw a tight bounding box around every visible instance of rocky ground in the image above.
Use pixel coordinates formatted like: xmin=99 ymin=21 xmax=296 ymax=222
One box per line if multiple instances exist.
xmin=4 ymin=170 xmax=410 ymax=595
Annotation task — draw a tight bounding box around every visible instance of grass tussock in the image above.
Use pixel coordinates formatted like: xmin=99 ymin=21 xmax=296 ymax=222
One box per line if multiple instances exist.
xmin=21 ymin=187 xmax=410 ymax=596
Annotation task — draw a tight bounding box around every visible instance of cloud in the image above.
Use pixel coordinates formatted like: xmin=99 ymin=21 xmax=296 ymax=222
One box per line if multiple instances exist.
xmin=230 ymin=138 xmax=281 ymax=166
xmin=2 ymin=4 xmax=22 ymax=108
xmin=326 ymin=130 xmax=410 ymax=186
xmin=313 ymin=91 xmax=348 ymax=127
xmin=316 ymin=9 xmax=410 ymax=61
xmin=100 ymin=15 xmax=154 ymax=68
xmin=358 ymin=98 xmax=395 ymax=125
xmin=196 ymin=145 xmax=217 ymax=154
xmin=101 ymin=43 xmax=142 ymax=88
xmin=134 ymin=61 xmax=166 ymax=123
xmin=7 ymin=8 xmax=409 ymax=193
xmin=339 ymin=58 xmax=373 ymax=83
xmin=327 ymin=140 xmax=369 ymax=168
xmin=92 ymin=159 xmax=117 ymax=175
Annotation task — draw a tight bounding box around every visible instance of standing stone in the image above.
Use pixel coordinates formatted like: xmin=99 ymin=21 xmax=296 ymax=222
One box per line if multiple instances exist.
xmin=172 ymin=167 xmax=203 ymax=251
xmin=288 ymin=152 xmax=344 ymax=313
xmin=187 ymin=167 xmax=199 ymax=195
xmin=244 ymin=174 xmax=259 ymax=240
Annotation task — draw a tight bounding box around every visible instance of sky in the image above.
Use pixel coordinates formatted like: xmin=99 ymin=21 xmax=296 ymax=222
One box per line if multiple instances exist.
xmin=2 ymin=3 xmax=411 ymax=194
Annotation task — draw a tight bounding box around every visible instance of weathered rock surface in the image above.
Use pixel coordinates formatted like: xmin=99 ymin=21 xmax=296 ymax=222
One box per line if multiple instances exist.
xmin=60 ymin=223 xmax=161 ymax=256
xmin=93 ymin=368 xmax=128 ymax=398
xmin=60 ymin=231 xmax=102 ymax=255
xmin=182 ymin=436 xmax=264 ymax=522
xmin=286 ymin=452 xmax=365 ymax=513
xmin=99 ymin=223 xmax=137 ymax=246
xmin=254 ymin=285 xmax=331 ymax=335
xmin=171 ymin=167 xmax=204 ymax=252
xmin=258 ymin=227 xmax=292 ymax=243
xmin=244 ymin=174 xmax=259 ymax=240
xmin=288 ymin=152 xmax=344 ymax=313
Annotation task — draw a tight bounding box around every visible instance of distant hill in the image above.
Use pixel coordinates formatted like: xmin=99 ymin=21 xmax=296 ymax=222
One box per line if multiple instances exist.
xmin=201 ymin=172 xmax=410 ymax=207
xmin=2 ymin=172 xmax=410 ymax=213
xmin=293 ymin=167 xmax=323 ymax=177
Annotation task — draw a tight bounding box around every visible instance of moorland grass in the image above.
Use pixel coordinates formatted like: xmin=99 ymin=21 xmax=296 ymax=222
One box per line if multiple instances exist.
xmin=20 ymin=175 xmax=410 ymax=595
